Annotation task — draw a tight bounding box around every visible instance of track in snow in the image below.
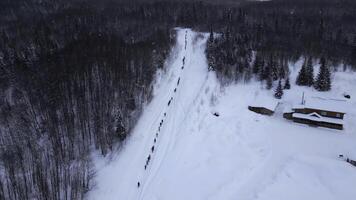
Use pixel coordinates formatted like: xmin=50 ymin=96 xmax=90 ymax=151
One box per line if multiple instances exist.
xmin=88 ymin=29 xmax=212 ymax=200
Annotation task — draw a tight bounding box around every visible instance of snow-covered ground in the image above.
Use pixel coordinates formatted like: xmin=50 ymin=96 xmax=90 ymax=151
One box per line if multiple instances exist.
xmin=87 ymin=29 xmax=356 ymax=200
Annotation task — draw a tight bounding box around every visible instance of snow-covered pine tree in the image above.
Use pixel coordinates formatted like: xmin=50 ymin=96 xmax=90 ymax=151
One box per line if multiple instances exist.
xmin=296 ymin=59 xmax=308 ymax=85
xmin=208 ymin=27 xmax=214 ymax=48
xmin=278 ymin=59 xmax=286 ymax=79
xmin=244 ymin=63 xmax=252 ymax=83
xmin=284 ymin=76 xmax=291 ymax=89
xmin=266 ymin=67 xmax=273 ymax=90
xmin=258 ymin=59 xmax=265 ymax=81
xmin=252 ymin=53 xmax=261 ymax=74
xmin=270 ymin=55 xmax=279 ymax=80
xmin=275 ymin=79 xmax=284 ymax=99
xmin=314 ymin=57 xmax=331 ymax=91
xmin=206 ymin=27 xmax=215 ymax=71
xmin=305 ymin=57 xmax=314 ymax=86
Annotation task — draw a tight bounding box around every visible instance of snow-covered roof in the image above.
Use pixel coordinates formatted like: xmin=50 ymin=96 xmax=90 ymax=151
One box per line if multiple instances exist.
xmin=292 ymin=112 xmax=344 ymax=125
xmin=283 ymin=105 xmax=293 ymax=113
xmin=250 ymin=99 xmax=279 ymax=111
xmin=293 ymin=97 xmax=348 ymax=114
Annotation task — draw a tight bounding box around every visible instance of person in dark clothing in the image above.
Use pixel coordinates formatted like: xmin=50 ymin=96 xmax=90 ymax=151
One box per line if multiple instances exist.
xmin=151 ymin=146 xmax=155 ymax=153
xmin=154 ymin=138 xmax=156 ymax=143
xmin=137 ymin=182 xmax=140 ymax=188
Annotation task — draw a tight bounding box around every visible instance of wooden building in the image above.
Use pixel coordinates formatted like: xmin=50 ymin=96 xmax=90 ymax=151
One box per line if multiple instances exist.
xmin=283 ymin=97 xmax=347 ymax=130
xmin=248 ymin=106 xmax=274 ymax=116
xmin=248 ymin=100 xmax=279 ymax=116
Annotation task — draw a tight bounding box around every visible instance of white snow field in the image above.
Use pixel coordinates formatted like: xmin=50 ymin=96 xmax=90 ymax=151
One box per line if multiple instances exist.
xmin=87 ymin=29 xmax=356 ymax=200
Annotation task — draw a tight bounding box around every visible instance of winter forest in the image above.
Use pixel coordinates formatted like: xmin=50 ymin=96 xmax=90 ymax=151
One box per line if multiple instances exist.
xmin=1 ymin=0 xmax=356 ymax=199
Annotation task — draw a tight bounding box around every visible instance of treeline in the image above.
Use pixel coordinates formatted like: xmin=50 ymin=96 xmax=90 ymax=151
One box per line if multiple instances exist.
xmin=1 ymin=0 xmax=356 ymax=199
xmin=0 ymin=0 xmax=173 ymax=199
xmin=206 ymin=0 xmax=356 ymax=88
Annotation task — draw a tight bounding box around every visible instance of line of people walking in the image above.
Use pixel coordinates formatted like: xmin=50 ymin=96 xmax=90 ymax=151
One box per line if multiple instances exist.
xmin=137 ymin=31 xmax=188 ymax=189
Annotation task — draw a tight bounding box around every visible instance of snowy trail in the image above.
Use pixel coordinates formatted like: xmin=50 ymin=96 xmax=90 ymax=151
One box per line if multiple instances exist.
xmin=88 ymin=28 xmax=356 ymax=200
xmin=88 ymin=29 xmax=212 ymax=200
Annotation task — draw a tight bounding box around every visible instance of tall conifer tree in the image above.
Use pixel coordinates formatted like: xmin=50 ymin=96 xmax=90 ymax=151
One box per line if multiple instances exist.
xmin=314 ymin=57 xmax=331 ymax=91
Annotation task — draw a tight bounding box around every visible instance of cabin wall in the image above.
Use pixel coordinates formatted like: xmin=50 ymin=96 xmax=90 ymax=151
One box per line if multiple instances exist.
xmin=283 ymin=112 xmax=293 ymax=120
xmin=293 ymin=108 xmax=344 ymax=119
xmin=248 ymin=106 xmax=274 ymax=116
xmin=292 ymin=118 xmax=343 ymax=130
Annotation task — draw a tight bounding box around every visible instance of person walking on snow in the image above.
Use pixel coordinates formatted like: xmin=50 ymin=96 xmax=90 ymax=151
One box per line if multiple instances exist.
xmin=137 ymin=182 xmax=140 ymax=188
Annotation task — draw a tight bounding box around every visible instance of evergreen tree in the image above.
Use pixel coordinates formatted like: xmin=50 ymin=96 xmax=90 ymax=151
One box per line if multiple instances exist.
xmin=278 ymin=60 xmax=286 ymax=79
xmin=208 ymin=27 xmax=214 ymax=48
xmin=206 ymin=27 xmax=215 ymax=71
xmin=274 ymin=80 xmax=284 ymax=99
xmin=284 ymin=77 xmax=291 ymax=89
xmin=258 ymin=59 xmax=265 ymax=81
xmin=314 ymin=57 xmax=331 ymax=91
xmin=269 ymin=55 xmax=279 ymax=80
xmin=296 ymin=59 xmax=308 ymax=86
xmin=252 ymin=53 xmax=261 ymax=74
xmin=305 ymin=57 xmax=314 ymax=86
xmin=266 ymin=67 xmax=273 ymax=90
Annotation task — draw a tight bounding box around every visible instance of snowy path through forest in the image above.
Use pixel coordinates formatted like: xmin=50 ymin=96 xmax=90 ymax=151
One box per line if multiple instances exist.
xmin=88 ymin=28 xmax=356 ymax=200
xmin=88 ymin=29 xmax=216 ymax=200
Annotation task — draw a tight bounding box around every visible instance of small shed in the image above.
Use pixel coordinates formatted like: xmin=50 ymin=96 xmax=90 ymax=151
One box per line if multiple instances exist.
xmin=248 ymin=100 xmax=279 ymax=116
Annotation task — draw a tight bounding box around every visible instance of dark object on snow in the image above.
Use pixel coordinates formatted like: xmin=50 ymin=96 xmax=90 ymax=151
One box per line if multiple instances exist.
xmin=151 ymin=146 xmax=155 ymax=153
xmin=181 ymin=66 xmax=184 ymax=70
xmin=144 ymin=165 xmax=147 ymax=170
xmin=213 ymin=112 xmax=220 ymax=117
xmin=137 ymin=182 xmax=140 ymax=188
xmin=156 ymin=133 xmax=158 ymax=137
xmin=174 ymin=88 xmax=177 ymax=93
xmin=347 ymin=158 xmax=356 ymax=167
xmin=164 ymin=112 xmax=166 ymax=117
xmin=168 ymin=100 xmax=171 ymax=106
xmin=344 ymin=94 xmax=351 ymax=99
xmin=177 ymin=78 xmax=180 ymax=86
xmin=154 ymin=138 xmax=156 ymax=143
xmin=183 ymin=57 xmax=185 ymax=65
xmin=339 ymin=154 xmax=344 ymax=158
